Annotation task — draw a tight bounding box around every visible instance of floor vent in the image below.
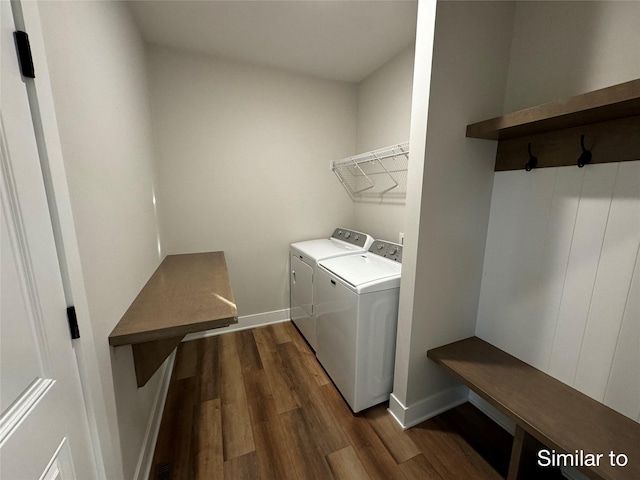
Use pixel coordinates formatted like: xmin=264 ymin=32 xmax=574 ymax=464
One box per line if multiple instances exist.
xmin=154 ymin=462 xmax=172 ymax=480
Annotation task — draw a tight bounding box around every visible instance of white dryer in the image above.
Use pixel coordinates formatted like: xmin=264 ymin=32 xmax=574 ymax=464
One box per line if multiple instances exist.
xmin=290 ymin=228 xmax=374 ymax=351
xmin=315 ymin=240 xmax=402 ymax=412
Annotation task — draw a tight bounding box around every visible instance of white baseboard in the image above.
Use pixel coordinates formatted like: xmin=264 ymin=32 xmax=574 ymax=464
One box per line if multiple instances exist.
xmin=388 ymin=385 xmax=469 ymax=429
xmin=133 ymin=351 xmax=176 ymax=480
xmin=467 ymin=390 xmax=515 ymax=435
xmin=183 ymin=308 xmax=290 ymax=342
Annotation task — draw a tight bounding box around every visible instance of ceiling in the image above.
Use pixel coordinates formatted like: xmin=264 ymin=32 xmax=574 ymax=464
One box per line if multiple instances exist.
xmin=128 ymin=0 xmax=418 ymax=83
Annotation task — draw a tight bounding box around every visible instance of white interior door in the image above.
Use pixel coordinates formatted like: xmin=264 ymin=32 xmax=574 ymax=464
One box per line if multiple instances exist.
xmin=1 ymin=2 xmax=96 ymax=478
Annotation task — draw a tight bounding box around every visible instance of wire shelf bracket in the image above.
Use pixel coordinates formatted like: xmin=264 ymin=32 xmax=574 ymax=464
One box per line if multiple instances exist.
xmin=332 ymin=142 xmax=409 ymax=202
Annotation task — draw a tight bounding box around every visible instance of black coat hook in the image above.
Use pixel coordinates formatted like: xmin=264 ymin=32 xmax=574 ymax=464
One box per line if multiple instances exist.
xmin=525 ymin=143 xmax=538 ymax=171
xmin=577 ymin=134 xmax=592 ymax=168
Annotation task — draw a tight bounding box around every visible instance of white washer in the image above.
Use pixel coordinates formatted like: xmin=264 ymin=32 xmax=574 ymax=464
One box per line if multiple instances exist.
xmin=315 ymin=240 xmax=402 ymax=412
xmin=290 ymin=228 xmax=374 ymax=351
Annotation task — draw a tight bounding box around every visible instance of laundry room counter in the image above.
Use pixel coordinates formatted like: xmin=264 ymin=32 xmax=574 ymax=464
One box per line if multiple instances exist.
xmin=109 ymin=251 xmax=238 ymax=386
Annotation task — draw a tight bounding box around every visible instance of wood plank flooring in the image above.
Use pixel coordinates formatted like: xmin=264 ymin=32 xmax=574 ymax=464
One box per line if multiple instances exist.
xmin=149 ymin=322 xmax=516 ymax=479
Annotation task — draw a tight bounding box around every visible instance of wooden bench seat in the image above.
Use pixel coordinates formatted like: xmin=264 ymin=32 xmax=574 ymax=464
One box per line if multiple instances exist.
xmin=427 ymin=336 xmax=640 ymax=480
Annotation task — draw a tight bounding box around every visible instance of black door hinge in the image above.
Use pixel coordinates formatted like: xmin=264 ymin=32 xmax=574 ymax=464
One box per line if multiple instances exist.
xmin=67 ymin=306 xmax=80 ymax=339
xmin=14 ymin=31 xmax=35 ymax=78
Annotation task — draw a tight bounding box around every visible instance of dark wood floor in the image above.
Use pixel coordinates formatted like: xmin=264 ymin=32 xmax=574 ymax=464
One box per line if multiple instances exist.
xmin=149 ymin=322 xmax=516 ymax=480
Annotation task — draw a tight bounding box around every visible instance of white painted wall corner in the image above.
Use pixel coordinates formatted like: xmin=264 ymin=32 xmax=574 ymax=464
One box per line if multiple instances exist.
xmin=388 ymin=385 xmax=468 ymax=430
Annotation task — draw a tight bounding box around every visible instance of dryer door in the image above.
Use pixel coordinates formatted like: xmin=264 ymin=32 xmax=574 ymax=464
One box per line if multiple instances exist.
xmin=291 ymin=254 xmax=313 ymax=317
xmin=290 ymin=254 xmax=316 ymax=349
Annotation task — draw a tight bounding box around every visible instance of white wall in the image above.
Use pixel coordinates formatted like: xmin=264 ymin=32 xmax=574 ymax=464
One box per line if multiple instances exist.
xmin=148 ymin=46 xmax=357 ymax=316
xmin=353 ymin=45 xmax=415 ymax=242
xmin=476 ymin=1 xmax=640 ymax=423
xmin=38 ymin=1 xmax=165 ymax=477
xmin=503 ymin=0 xmax=640 ymax=112
xmin=390 ymin=1 xmax=515 ymax=426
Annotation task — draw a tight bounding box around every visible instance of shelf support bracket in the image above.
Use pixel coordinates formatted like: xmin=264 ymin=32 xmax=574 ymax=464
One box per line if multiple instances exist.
xmin=131 ymin=336 xmax=185 ymax=387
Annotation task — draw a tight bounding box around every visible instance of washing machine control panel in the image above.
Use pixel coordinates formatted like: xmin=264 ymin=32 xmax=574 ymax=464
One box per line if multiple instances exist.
xmin=331 ymin=228 xmax=369 ymax=248
xmin=369 ymin=240 xmax=403 ymax=263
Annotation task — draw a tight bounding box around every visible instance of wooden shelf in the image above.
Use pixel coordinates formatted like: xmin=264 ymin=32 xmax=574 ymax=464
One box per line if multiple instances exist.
xmin=466 ymin=79 xmax=640 ymax=140
xmin=109 ymin=252 xmax=237 ymax=386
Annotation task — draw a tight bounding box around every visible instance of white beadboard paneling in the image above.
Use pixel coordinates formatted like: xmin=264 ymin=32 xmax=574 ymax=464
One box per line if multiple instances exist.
xmin=477 ymin=169 xmax=546 ymax=353
xmin=603 ymin=245 xmax=640 ymax=420
xmin=477 ymin=168 xmax=563 ymax=369
xmin=574 ymin=162 xmax=640 ymax=400
xmin=531 ymin=167 xmax=584 ymax=370
xmin=548 ymin=163 xmax=618 ymax=385
xmin=478 ymin=161 xmax=640 ymax=423
xmin=503 ymin=168 xmax=557 ymax=367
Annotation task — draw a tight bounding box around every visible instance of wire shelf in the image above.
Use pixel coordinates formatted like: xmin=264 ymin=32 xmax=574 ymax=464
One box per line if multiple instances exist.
xmin=332 ymin=142 xmax=409 ymax=201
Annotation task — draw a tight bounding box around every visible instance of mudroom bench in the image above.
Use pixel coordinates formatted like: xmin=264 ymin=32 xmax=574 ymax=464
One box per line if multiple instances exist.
xmin=427 ymin=337 xmax=640 ymax=480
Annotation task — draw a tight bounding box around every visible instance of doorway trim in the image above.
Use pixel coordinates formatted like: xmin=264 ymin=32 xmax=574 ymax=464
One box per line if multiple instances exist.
xmin=11 ymin=1 xmax=124 ymax=478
